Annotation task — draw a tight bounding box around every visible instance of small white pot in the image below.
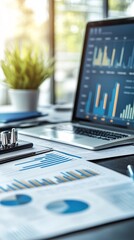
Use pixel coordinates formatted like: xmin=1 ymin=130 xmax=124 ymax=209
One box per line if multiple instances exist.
xmin=9 ymin=89 xmax=39 ymax=111
xmin=0 ymin=83 xmax=9 ymax=105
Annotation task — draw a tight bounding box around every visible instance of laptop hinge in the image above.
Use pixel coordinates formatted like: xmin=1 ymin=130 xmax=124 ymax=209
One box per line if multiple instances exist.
xmin=76 ymin=121 xmax=134 ymax=135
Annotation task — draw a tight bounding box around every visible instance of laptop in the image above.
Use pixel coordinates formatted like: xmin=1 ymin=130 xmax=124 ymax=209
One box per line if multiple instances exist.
xmin=21 ymin=17 xmax=134 ymax=150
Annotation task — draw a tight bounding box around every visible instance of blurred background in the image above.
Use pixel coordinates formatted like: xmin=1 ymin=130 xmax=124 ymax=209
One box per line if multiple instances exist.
xmin=0 ymin=0 xmax=133 ymax=105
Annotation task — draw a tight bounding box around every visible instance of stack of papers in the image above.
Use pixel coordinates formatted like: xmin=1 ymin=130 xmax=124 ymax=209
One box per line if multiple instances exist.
xmin=0 ymin=150 xmax=134 ymax=240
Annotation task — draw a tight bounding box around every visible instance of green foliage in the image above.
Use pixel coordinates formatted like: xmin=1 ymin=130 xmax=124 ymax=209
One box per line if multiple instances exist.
xmin=1 ymin=42 xmax=54 ymax=89
xmin=109 ymin=0 xmax=130 ymax=11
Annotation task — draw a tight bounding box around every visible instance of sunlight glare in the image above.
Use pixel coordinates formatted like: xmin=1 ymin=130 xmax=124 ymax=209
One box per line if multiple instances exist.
xmin=25 ymin=0 xmax=49 ymax=24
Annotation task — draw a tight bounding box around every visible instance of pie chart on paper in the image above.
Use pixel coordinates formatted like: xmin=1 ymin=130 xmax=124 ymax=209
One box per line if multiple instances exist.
xmin=0 ymin=194 xmax=32 ymax=207
xmin=46 ymin=199 xmax=89 ymax=214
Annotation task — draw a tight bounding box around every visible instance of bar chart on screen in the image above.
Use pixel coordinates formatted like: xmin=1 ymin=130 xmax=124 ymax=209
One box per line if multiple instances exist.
xmin=78 ymin=25 xmax=134 ymax=127
xmin=81 ymin=75 xmax=134 ymax=124
xmin=92 ymin=39 xmax=134 ymax=69
xmin=85 ymin=82 xmax=120 ymax=117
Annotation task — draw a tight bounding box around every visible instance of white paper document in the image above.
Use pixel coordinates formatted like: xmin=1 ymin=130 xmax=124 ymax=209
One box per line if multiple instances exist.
xmin=20 ymin=134 xmax=134 ymax=161
xmin=0 ymin=178 xmax=134 ymax=240
xmin=0 ymin=150 xmax=131 ymax=193
xmin=0 ymin=147 xmax=134 ymax=239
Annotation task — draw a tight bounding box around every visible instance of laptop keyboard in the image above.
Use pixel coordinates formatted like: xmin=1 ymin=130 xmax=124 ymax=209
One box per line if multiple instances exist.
xmin=73 ymin=127 xmax=127 ymax=141
xmin=53 ymin=125 xmax=128 ymax=141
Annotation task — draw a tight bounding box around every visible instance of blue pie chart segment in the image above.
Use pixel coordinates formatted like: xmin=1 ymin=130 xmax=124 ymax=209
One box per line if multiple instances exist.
xmin=46 ymin=199 xmax=89 ymax=214
xmin=0 ymin=194 xmax=32 ymax=207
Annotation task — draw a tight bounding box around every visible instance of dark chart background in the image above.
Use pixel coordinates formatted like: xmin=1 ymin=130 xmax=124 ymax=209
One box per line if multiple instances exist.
xmin=76 ymin=23 xmax=134 ymax=128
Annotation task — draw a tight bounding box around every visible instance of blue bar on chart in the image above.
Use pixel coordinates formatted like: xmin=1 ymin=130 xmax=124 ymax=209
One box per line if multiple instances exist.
xmin=85 ymin=91 xmax=92 ymax=114
xmin=120 ymin=103 xmax=134 ymax=119
xmin=108 ymin=83 xmax=120 ymax=117
xmin=0 ymin=168 xmax=98 ymax=193
xmin=15 ymin=152 xmax=75 ymax=172
xmin=85 ymin=82 xmax=120 ymax=118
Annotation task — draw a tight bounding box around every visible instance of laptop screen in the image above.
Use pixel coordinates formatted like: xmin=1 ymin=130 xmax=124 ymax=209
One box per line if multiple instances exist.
xmin=74 ymin=17 xmax=134 ymax=130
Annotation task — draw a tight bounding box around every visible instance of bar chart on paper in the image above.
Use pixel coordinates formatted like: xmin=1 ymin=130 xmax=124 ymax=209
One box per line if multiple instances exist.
xmin=14 ymin=151 xmax=78 ymax=171
xmin=0 ymin=168 xmax=98 ymax=193
xmin=0 ymin=150 xmax=99 ymax=193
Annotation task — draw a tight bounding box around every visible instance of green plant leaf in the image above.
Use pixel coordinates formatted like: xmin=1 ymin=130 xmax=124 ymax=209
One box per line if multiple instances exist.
xmin=0 ymin=42 xmax=54 ymax=90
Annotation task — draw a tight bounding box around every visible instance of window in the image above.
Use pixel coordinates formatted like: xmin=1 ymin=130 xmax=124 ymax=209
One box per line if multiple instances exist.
xmin=55 ymin=0 xmax=103 ymax=104
xmin=109 ymin=0 xmax=134 ymax=17
xmin=0 ymin=0 xmax=51 ymax=105
xmin=0 ymin=0 xmax=133 ymax=105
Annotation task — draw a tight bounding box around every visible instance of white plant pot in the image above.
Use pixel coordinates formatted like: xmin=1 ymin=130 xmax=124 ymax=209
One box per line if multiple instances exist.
xmin=0 ymin=83 xmax=9 ymax=105
xmin=9 ymin=89 xmax=39 ymax=111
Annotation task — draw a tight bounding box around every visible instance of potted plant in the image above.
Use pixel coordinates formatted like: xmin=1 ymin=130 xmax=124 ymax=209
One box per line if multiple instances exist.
xmin=1 ymin=42 xmax=54 ymax=111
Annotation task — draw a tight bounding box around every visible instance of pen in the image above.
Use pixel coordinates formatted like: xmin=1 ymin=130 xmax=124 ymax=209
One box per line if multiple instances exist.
xmin=127 ymin=164 xmax=134 ymax=180
xmin=0 ymin=148 xmax=53 ymax=164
